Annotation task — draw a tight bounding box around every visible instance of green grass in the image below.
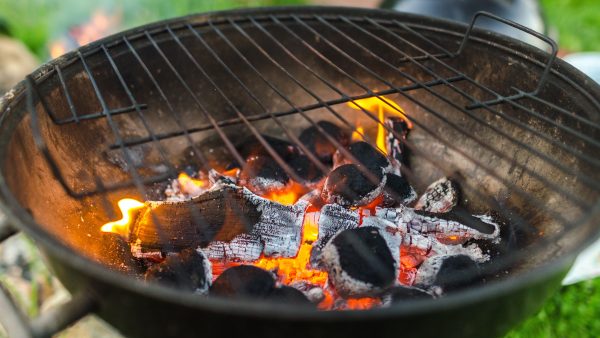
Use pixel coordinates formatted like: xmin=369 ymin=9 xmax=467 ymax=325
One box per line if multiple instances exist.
xmin=504 ymin=278 xmax=600 ymax=337
xmin=541 ymin=0 xmax=600 ymax=51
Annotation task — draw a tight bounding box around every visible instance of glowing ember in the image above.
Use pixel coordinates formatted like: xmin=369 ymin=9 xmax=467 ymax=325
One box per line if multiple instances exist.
xmin=255 ymin=212 xmax=328 ymax=285
xmin=100 ymin=198 xmax=145 ymax=237
xmin=348 ymin=96 xmax=412 ymax=154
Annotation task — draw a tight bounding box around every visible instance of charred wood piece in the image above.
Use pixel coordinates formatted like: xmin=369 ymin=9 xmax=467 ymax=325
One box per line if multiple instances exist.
xmin=414 ymin=177 xmax=459 ymax=213
xmin=382 ymin=174 xmax=417 ymax=207
xmin=322 ymin=227 xmax=396 ymax=298
xmin=145 ymin=248 xmax=212 ymax=293
xmin=210 ymin=265 xmax=276 ymax=299
xmin=415 ymin=255 xmax=483 ymax=292
xmin=130 ymin=185 xmax=261 ymax=255
xmin=310 ymin=204 xmax=359 ymax=266
xmin=299 ymin=121 xmax=351 ymax=164
xmin=385 ymin=116 xmax=411 ymax=172
xmin=203 ymin=193 xmax=308 ymax=261
xmin=322 ymin=164 xmax=386 ymax=207
xmin=239 ymin=155 xmax=290 ymax=194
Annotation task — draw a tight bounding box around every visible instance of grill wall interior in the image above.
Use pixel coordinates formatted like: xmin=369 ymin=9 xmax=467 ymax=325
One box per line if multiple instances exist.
xmin=2 ymin=17 xmax=599 ymax=293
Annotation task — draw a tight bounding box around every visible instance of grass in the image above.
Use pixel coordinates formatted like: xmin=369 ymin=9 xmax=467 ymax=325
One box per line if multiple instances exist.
xmin=504 ymin=278 xmax=600 ymax=337
xmin=541 ymin=0 xmax=600 ymax=51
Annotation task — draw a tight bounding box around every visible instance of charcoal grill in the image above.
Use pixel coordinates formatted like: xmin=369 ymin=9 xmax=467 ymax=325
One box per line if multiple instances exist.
xmin=0 ymin=6 xmax=599 ymax=338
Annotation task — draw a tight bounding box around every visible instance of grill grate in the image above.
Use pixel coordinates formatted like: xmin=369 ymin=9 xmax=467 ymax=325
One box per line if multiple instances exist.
xmin=17 ymin=10 xmax=600 ymax=284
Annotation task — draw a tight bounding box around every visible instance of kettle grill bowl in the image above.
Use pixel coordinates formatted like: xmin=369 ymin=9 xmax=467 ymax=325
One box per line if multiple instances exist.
xmin=0 ymin=7 xmax=599 ymax=338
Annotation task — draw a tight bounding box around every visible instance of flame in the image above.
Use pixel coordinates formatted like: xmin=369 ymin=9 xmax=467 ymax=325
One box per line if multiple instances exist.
xmin=177 ymin=172 xmax=207 ymax=196
xmin=351 ymin=126 xmax=365 ymax=142
xmin=254 ymin=212 xmax=328 ymax=286
xmin=100 ymin=198 xmax=145 ymax=237
xmin=49 ymin=9 xmax=121 ymax=58
xmin=348 ymin=97 xmax=412 ymax=155
xmin=261 ymin=182 xmax=306 ymax=206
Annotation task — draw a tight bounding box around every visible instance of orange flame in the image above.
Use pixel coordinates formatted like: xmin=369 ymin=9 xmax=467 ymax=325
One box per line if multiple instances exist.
xmin=49 ymin=9 xmax=121 ymax=59
xmin=177 ymin=172 xmax=207 ymax=196
xmin=100 ymin=198 xmax=145 ymax=237
xmin=348 ymin=97 xmax=411 ymax=155
xmin=254 ymin=212 xmax=328 ymax=286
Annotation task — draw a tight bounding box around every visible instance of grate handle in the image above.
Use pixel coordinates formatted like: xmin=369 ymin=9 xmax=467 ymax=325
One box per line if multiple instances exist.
xmin=457 ymin=11 xmax=558 ymax=96
xmin=0 ymin=219 xmax=97 ymax=338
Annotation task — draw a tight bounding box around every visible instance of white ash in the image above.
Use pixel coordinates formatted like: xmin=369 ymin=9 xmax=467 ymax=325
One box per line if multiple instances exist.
xmin=381 ymin=286 xmax=434 ymax=306
xmin=375 ymin=206 xmax=500 ymax=242
xmin=311 ymin=204 xmax=359 ymax=265
xmin=196 ymin=248 xmax=213 ymax=294
xmin=321 ymin=242 xmax=377 ymax=297
xmin=413 ymin=255 xmax=455 ymax=288
xmin=242 ymin=189 xmax=308 ymax=257
xmin=202 ymin=234 xmax=264 ymax=261
xmin=414 ymin=177 xmax=459 ymax=213
xmin=202 ymin=188 xmax=308 ymax=261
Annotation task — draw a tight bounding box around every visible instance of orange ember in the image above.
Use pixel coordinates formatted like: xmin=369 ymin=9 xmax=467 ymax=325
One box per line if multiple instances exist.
xmin=254 ymin=212 xmax=328 ymax=285
xmin=100 ymin=198 xmax=145 ymax=237
xmin=348 ymin=97 xmax=411 ymax=155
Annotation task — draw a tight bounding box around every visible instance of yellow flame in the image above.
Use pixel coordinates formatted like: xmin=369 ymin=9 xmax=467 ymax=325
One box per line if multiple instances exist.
xmin=348 ymin=96 xmax=411 ymax=155
xmin=351 ymin=126 xmax=365 ymax=142
xmin=101 ymin=198 xmax=145 ymax=237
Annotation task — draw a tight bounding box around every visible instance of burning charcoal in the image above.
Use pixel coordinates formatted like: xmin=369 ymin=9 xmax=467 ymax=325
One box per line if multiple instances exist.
xmin=128 ymin=184 xmax=262 ymax=254
xmin=203 ymin=194 xmax=308 ymax=261
xmin=289 ymin=154 xmax=325 ymax=184
xmin=360 ymin=216 xmax=401 ymax=270
xmin=322 ymin=227 xmax=396 ymax=298
xmin=333 ymin=141 xmax=391 ymax=174
xmin=384 ymin=286 xmax=433 ymax=303
xmin=145 ymin=248 xmax=211 ymax=293
xmin=385 ymin=116 xmax=411 ymax=172
xmin=210 ymin=265 xmax=276 ymax=299
xmin=414 ymin=177 xmax=459 ymax=213
xmin=322 ymin=164 xmax=385 ymax=207
xmin=102 ymin=232 xmax=143 ymax=274
xmin=268 ymin=286 xmax=313 ymax=305
xmin=310 ymin=204 xmax=359 ymax=266
xmin=299 ymin=189 xmax=326 ymax=210
xmin=237 ymin=134 xmax=298 ymax=162
xmin=299 ymin=120 xmax=351 ymax=164
xmin=381 ymin=173 xmax=417 ymax=207
xmin=239 ymin=155 xmax=289 ymax=194
xmin=415 ymin=255 xmax=483 ymax=292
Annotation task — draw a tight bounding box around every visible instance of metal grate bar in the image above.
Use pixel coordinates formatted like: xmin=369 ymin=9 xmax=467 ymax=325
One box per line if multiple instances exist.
xmin=109 ymin=75 xmax=464 ymax=149
xmin=213 ymin=18 xmax=390 ymax=194
xmin=305 ymin=15 xmax=598 ymax=201
xmin=162 ymin=25 xmax=307 ymax=183
xmin=142 ymin=31 xmax=249 ymax=175
xmin=279 ymin=15 xmax=592 ymax=211
xmin=32 ymin=65 xmax=148 ymax=126
xmin=253 ymin=15 xmax=581 ymax=229
xmin=379 ymin=19 xmax=600 ymax=159
xmin=180 ymin=24 xmax=330 ymax=176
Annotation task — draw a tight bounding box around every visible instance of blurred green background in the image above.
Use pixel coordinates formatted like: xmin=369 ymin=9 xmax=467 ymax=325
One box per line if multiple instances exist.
xmin=0 ymin=0 xmax=598 ymax=337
